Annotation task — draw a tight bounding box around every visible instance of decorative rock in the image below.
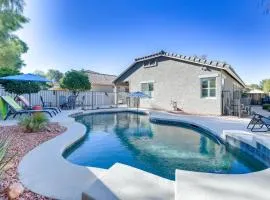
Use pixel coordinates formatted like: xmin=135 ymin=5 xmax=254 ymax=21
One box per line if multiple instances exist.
xmin=3 ymin=162 xmax=14 ymax=171
xmin=7 ymin=183 xmax=24 ymax=199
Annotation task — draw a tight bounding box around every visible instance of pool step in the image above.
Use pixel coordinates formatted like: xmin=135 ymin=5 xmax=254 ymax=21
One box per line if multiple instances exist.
xmin=88 ymin=167 xmax=108 ymax=179
xmin=82 ymin=163 xmax=175 ymax=200
xmin=175 ymin=168 xmax=270 ymax=200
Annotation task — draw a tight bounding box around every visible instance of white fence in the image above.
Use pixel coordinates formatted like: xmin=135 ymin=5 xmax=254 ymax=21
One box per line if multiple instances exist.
xmin=0 ymin=88 xmax=128 ymax=109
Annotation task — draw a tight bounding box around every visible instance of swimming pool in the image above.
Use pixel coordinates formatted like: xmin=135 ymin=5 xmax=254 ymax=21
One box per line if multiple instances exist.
xmin=64 ymin=112 xmax=267 ymax=180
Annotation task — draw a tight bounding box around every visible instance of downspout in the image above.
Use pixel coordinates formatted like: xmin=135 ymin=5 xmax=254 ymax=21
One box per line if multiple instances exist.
xmin=220 ymin=71 xmax=223 ymax=116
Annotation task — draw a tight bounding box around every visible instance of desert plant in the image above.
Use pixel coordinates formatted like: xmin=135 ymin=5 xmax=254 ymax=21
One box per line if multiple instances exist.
xmin=262 ymin=104 xmax=270 ymax=110
xmin=0 ymin=134 xmax=13 ymax=177
xmin=19 ymin=113 xmax=49 ymax=132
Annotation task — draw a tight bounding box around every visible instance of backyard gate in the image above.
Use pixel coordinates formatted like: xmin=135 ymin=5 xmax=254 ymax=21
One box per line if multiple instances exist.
xmin=222 ymin=89 xmax=242 ymax=117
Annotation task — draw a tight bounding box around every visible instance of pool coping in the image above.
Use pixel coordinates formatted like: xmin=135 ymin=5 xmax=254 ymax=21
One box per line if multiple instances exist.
xmin=18 ymin=108 xmax=270 ymax=200
xmin=18 ymin=112 xmax=108 ymax=200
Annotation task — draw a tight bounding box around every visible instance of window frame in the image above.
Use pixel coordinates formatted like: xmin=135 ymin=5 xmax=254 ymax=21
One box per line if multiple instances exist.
xmin=200 ymin=77 xmax=217 ymax=99
xmin=140 ymin=81 xmax=154 ymax=98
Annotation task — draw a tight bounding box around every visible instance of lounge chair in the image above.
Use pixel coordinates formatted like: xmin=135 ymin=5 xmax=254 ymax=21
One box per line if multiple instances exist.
xmin=15 ymin=95 xmax=57 ymax=115
xmin=0 ymin=96 xmax=54 ymax=120
xmin=247 ymin=113 xmax=270 ymax=132
xmin=40 ymin=96 xmax=61 ymax=113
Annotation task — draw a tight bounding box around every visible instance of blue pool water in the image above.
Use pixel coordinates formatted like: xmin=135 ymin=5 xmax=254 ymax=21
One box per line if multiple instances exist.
xmin=64 ymin=112 xmax=267 ymax=180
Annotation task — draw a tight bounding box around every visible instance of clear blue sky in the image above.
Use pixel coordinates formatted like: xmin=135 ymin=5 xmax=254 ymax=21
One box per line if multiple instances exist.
xmin=18 ymin=0 xmax=270 ymax=84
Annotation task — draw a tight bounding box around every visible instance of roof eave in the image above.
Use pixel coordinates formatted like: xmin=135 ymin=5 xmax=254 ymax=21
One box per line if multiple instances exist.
xmin=114 ymin=54 xmax=245 ymax=88
xmin=113 ymin=61 xmax=137 ymax=84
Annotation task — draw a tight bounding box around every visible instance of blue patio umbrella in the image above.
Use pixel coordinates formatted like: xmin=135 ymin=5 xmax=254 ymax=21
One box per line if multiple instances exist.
xmin=128 ymin=91 xmax=150 ymax=112
xmin=0 ymin=73 xmax=52 ymax=105
xmin=0 ymin=73 xmax=51 ymax=83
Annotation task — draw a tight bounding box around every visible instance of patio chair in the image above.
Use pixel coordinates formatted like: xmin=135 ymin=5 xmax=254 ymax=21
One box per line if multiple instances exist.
xmin=247 ymin=113 xmax=270 ymax=132
xmin=39 ymin=96 xmax=52 ymax=107
xmin=59 ymin=95 xmax=66 ymax=109
xmin=61 ymin=95 xmax=77 ymax=110
xmin=40 ymin=96 xmax=61 ymax=113
xmin=0 ymin=96 xmax=54 ymax=120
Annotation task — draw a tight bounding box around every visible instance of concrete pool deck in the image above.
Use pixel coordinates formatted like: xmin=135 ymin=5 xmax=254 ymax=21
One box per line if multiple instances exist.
xmin=12 ymin=108 xmax=270 ymax=199
xmin=151 ymin=111 xmax=270 ymax=150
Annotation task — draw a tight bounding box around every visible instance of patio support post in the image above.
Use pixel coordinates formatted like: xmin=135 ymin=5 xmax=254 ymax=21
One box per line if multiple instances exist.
xmin=238 ymin=99 xmax=241 ymax=118
xmin=114 ymin=85 xmax=118 ymax=108
xmin=91 ymin=91 xmax=94 ymax=110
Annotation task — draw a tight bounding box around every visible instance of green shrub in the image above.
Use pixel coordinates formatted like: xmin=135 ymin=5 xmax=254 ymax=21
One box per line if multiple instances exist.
xmin=19 ymin=113 xmax=49 ymax=132
xmin=262 ymin=104 xmax=270 ymax=110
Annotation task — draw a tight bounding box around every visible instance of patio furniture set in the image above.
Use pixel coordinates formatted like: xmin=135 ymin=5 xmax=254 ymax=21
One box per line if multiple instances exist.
xmin=0 ymin=95 xmax=61 ymax=120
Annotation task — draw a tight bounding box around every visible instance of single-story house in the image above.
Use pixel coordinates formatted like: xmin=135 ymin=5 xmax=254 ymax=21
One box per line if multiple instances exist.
xmin=84 ymin=70 xmax=121 ymax=92
xmin=114 ymin=51 xmax=246 ymax=115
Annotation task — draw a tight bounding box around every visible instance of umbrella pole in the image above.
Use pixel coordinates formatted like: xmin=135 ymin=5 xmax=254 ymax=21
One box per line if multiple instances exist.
xmin=28 ymin=81 xmax=31 ymax=106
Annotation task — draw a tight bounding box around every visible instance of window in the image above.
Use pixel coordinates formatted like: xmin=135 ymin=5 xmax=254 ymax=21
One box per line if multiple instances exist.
xmin=143 ymin=59 xmax=157 ymax=68
xmin=141 ymin=82 xmax=154 ymax=97
xmin=201 ymin=78 xmax=216 ymax=98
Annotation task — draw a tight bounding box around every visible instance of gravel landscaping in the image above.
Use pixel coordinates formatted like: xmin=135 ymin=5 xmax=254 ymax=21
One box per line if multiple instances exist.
xmin=0 ymin=123 xmax=66 ymax=200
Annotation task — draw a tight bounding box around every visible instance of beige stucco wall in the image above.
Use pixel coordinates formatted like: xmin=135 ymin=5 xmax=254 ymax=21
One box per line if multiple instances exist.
xmin=91 ymin=84 xmax=114 ymax=92
xmin=221 ymin=71 xmax=244 ymax=115
xmin=122 ymin=57 xmax=225 ymax=115
xmin=91 ymin=84 xmax=127 ymax=94
xmin=221 ymin=71 xmax=243 ymax=92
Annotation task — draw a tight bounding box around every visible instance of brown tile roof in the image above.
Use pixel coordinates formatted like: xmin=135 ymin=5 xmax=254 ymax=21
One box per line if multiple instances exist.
xmin=114 ymin=50 xmax=245 ymax=87
xmin=84 ymin=70 xmax=116 ymax=86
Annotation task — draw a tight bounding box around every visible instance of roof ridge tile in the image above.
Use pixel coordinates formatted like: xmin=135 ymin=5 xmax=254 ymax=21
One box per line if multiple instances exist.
xmin=117 ymin=50 xmax=245 ymax=87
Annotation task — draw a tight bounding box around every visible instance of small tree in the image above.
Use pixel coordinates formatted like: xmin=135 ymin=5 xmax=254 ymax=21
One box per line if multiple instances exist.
xmin=46 ymin=69 xmax=63 ymax=83
xmin=261 ymin=79 xmax=270 ymax=93
xmin=60 ymin=70 xmax=91 ymax=95
xmin=247 ymin=84 xmax=261 ymax=90
xmin=33 ymin=70 xmax=46 ymax=77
